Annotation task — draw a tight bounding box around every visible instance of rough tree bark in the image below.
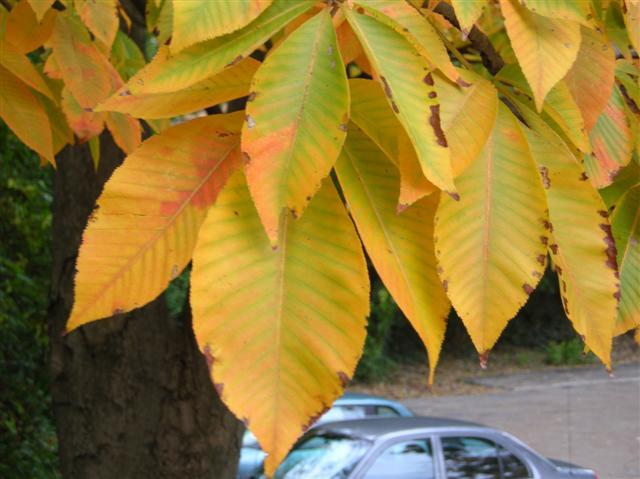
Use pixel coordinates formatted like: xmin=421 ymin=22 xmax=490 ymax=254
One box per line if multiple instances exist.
xmin=47 ymin=118 xmax=242 ymax=479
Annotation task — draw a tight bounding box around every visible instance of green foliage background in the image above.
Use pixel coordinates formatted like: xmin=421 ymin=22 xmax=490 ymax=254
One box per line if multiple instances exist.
xmin=0 ymin=124 xmax=60 ymax=478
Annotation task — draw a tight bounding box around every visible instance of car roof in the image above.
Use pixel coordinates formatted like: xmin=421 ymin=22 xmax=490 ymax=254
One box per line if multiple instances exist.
xmin=310 ymin=416 xmax=489 ymax=440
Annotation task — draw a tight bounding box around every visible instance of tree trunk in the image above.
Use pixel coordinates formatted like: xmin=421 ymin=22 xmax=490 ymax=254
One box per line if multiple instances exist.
xmin=48 ymin=134 xmax=242 ymax=478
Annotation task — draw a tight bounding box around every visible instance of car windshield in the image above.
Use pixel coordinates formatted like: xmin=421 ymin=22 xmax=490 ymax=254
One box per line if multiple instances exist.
xmin=273 ymin=433 xmax=371 ymax=479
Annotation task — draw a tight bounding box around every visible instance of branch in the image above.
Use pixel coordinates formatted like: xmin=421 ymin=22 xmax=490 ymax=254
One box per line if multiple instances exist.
xmin=433 ymin=2 xmax=505 ymax=75
xmin=0 ymin=0 xmax=12 ymax=12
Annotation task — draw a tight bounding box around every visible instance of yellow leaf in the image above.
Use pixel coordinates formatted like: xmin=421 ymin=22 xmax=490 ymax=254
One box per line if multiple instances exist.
xmin=104 ymin=112 xmax=141 ymax=154
xmin=38 ymin=87 xmax=73 ymax=155
xmin=242 ymin=10 xmax=349 ymax=244
xmin=5 ymin=0 xmax=56 ymax=54
xmin=353 ymin=0 xmax=464 ymax=85
xmin=521 ymin=0 xmax=593 ymax=25
xmin=68 ymin=113 xmax=245 ymax=330
xmin=516 ymin=102 xmax=618 ymax=368
xmin=497 ymin=64 xmax=590 ymax=153
xmin=451 ymin=0 xmax=488 ymax=33
xmin=623 ymin=0 xmax=640 ymax=52
xmin=349 ymin=78 xmax=436 ymax=208
xmin=335 ymin=126 xmax=449 ymax=384
xmin=585 ymin=85 xmax=634 ymax=188
xmin=190 ymin=172 xmax=369 ymax=476
xmin=110 ymin=30 xmax=146 ymax=81
xmin=611 ymin=185 xmax=640 ymax=335
xmin=127 ymin=0 xmax=315 ymax=95
xmin=171 ymin=0 xmax=272 ymax=53
xmin=75 ymin=0 xmax=118 ymax=50
xmin=0 ymin=65 xmax=54 ymax=163
xmin=500 ymin=0 xmax=581 ymax=111
xmin=435 ymin=69 xmax=498 ymax=176
xmin=0 ymin=41 xmax=54 ymax=100
xmin=98 ymin=55 xmax=260 ymax=119
xmin=61 ymin=87 xmax=105 ymax=142
xmin=564 ymin=26 xmax=616 ymax=132
xmin=26 ymin=0 xmax=54 ymax=22
xmin=345 ymin=7 xmax=456 ymax=195
xmin=435 ymin=104 xmax=548 ymax=355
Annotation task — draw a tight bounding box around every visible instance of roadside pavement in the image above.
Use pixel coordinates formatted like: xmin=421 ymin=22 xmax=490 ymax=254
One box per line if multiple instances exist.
xmin=403 ymin=362 xmax=640 ymax=479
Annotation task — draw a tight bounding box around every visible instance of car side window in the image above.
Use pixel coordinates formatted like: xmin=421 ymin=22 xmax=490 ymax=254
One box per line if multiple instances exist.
xmin=375 ymin=406 xmax=401 ymax=417
xmin=362 ymin=439 xmax=435 ymax=479
xmin=441 ymin=436 xmax=531 ymax=479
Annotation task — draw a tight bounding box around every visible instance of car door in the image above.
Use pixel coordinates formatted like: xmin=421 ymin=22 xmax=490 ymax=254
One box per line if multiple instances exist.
xmin=435 ymin=433 xmax=536 ymax=479
xmin=352 ymin=435 xmax=439 ymax=479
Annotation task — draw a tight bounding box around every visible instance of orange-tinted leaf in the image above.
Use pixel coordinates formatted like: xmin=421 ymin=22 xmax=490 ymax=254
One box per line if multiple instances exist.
xmin=242 ymin=10 xmax=349 ymax=244
xmin=0 ymin=65 xmax=54 ymax=163
xmin=98 ymin=55 xmax=260 ymax=119
xmin=5 ymin=0 xmax=55 ymax=53
xmin=105 ymin=112 xmax=142 ymax=154
xmin=68 ymin=113 xmax=244 ymax=329
xmin=61 ymin=87 xmax=105 ymax=141
xmin=75 ymin=0 xmax=118 ymax=50
xmin=500 ymin=0 xmax=581 ymax=111
xmin=564 ymin=26 xmax=616 ymax=132
xmin=51 ymin=13 xmax=116 ymax=108
xmin=585 ymin=85 xmax=634 ymax=188
xmin=27 ymin=0 xmax=54 ymax=22
xmin=0 ymin=40 xmax=54 ymax=99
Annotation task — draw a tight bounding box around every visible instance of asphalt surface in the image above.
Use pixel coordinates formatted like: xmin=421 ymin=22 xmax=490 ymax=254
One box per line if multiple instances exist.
xmin=403 ymin=362 xmax=640 ymax=479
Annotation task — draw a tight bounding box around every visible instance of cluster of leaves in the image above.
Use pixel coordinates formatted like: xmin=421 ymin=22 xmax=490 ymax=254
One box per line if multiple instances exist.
xmin=0 ymin=0 xmax=638 ymax=473
xmin=0 ymin=123 xmax=59 ymax=479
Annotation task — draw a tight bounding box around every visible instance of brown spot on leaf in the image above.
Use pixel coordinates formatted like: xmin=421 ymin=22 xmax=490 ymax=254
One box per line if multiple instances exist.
xmin=396 ymin=203 xmax=409 ymax=214
xmin=203 ymin=344 xmax=214 ymax=371
xmin=562 ymin=296 xmax=569 ymax=314
xmin=380 ymin=76 xmax=393 ymax=99
xmin=600 ymin=223 xmax=618 ymax=271
xmin=112 ymin=308 xmax=124 ymax=315
xmin=429 ymin=104 xmax=448 ymax=147
xmin=436 ymin=266 xmax=443 ymax=275
xmin=226 ymin=55 xmax=243 ymax=67
xmin=562 ymin=280 xmax=567 ymax=292
xmin=247 ymin=91 xmax=256 ymax=102
xmin=390 ymin=101 xmax=400 ymax=113
xmin=540 ymin=236 xmax=548 ymax=246
xmin=442 ymin=280 xmax=448 ymax=292
xmin=537 ymin=254 xmax=546 ymax=266
xmin=302 ymin=404 xmax=330 ymax=433
xmin=579 ymin=172 xmax=589 ymax=181
xmin=338 ymin=371 xmax=350 ymax=388
xmin=423 ymin=73 xmax=435 ymax=86
xmin=533 ymin=271 xmax=542 ymax=279
xmin=598 ymin=210 xmax=609 ymax=218
xmin=479 ymin=351 xmax=490 ymax=369
xmin=428 ymin=91 xmax=437 ymax=99
xmin=550 ymin=243 xmax=559 ymax=254
xmin=542 ymin=219 xmax=553 ymax=232
xmin=614 ymin=290 xmax=621 ymax=301
xmin=523 ymin=283 xmax=534 ymax=294
xmin=539 ymin=166 xmax=551 ymax=189
xmin=447 ymin=192 xmax=460 ymax=201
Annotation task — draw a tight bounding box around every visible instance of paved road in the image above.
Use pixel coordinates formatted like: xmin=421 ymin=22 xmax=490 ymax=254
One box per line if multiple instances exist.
xmin=403 ymin=362 xmax=640 ymax=479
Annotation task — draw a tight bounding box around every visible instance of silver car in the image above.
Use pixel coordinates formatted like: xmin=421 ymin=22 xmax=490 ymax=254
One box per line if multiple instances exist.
xmin=267 ymin=416 xmax=598 ymax=479
xmin=238 ymin=393 xmax=414 ymax=479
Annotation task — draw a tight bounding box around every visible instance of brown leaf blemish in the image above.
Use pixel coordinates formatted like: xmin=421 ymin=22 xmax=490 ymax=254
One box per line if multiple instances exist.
xmin=598 ymin=210 xmax=609 ymax=218
xmin=600 ymin=223 xmax=618 ymax=271
xmin=247 ymin=91 xmax=256 ymax=102
xmin=539 ymin=166 xmax=551 ymax=189
xmin=380 ymin=76 xmax=393 ymax=99
xmin=537 ymin=254 xmax=546 ymax=266
xmin=540 ymin=236 xmax=548 ymax=245
xmin=456 ymin=77 xmax=472 ymax=87
xmin=550 ymin=243 xmax=559 ymax=254
xmin=214 ymin=383 xmax=224 ymax=397
xmin=338 ymin=371 xmax=350 ymax=388
xmin=442 ymin=280 xmax=448 ymax=292
xmin=428 ymin=91 xmax=437 ymax=99
xmin=523 ymin=283 xmax=534 ymax=294
xmin=429 ymin=104 xmax=448 ymax=147
xmin=447 ymin=191 xmax=460 ymax=201
xmin=423 ymin=73 xmax=435 ymax=86
xmin=579 ymin=172 xmax=589 ymax=181
xmin=203 ymin=344 xmax=214 ymax=371
xmin=390 ymin=101 xmax=400 ymax=113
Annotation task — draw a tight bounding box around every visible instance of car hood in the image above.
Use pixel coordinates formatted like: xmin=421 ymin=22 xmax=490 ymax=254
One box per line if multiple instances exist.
xmin=548 ymin=458 xmax=597 ymax=478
